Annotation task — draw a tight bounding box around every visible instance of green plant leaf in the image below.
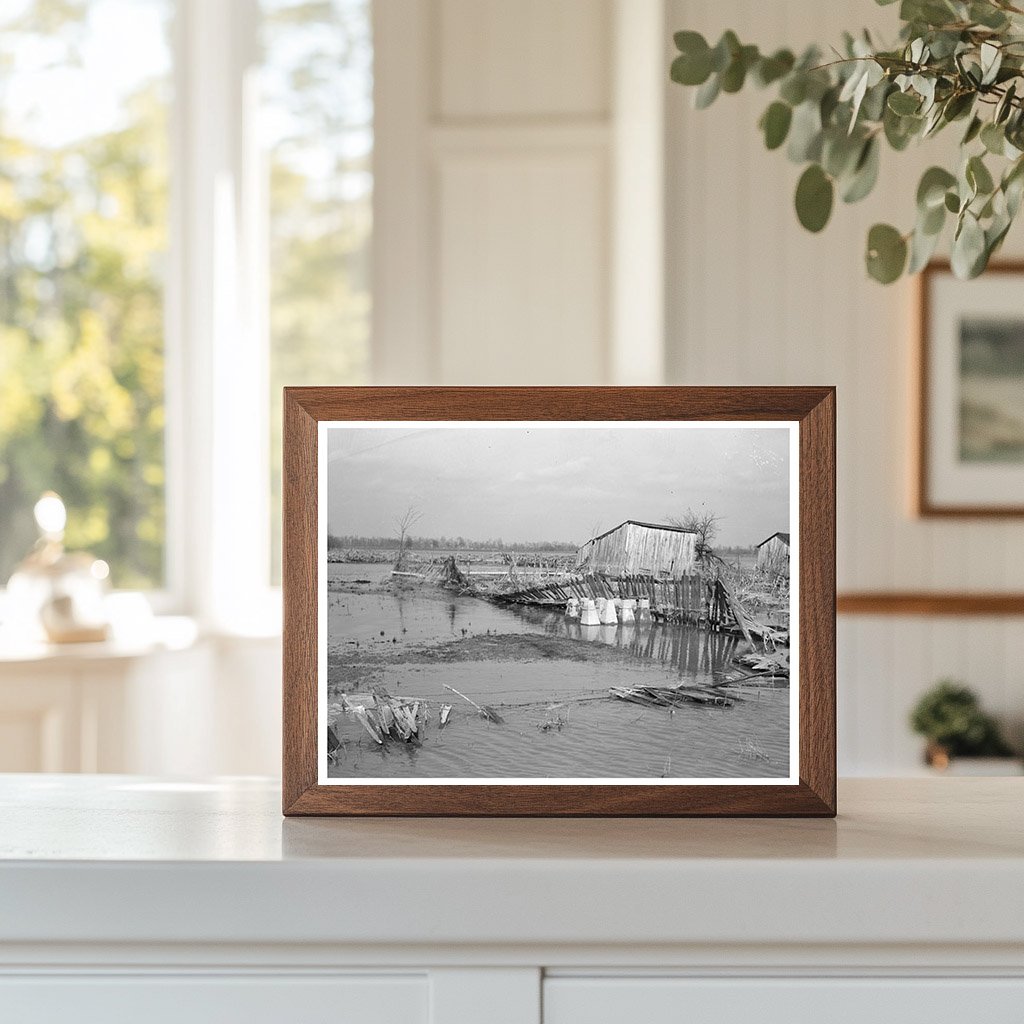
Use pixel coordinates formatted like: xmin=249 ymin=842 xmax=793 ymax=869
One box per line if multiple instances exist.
xmin=962 ymin=115 xmax=983 ymax=145
xmin=967 ymin=154 xmax=995 ymax=196
xmin=996 ymin=82 xmax=1017 ymax=125
xmin=884 ymin=106 xmax=921 ymax=150
xmin=710 ymin=30 xmax=740 ymax=73
xmin=721 ymin=44 xmax=759 ymax=92
xmin=980 ymin=41 xmax=1002 ymax=86
xmin=822 ymin=128 xmax=863 ymax=178
xmin=908 ymin=221 xmax=942 ymax=273
xmin=760 ymin=101 xmax=792 ymax=150
xmin=866 ymin=223 xmax=907 ymax=283
xmin=795 ymin=164 xmax=834 ymax=232
xmin=787 ymin=101 xmax=823 ymax=162
xmin=779 ymin=73 xmax=807 ymax=106
xmin=754 ymin=49 xmax=795 ymax=87
xmin=888 ymin=90 xmax=921 ymax=115
xmin=917 ymin=166 xmax=957 ymax=210
xmin=671 ymin=32 xmax=713 ymax=86
xmin=942 ymin=91 xmax=974 ymax=123
xmin=951 ymin=211 xmax=987 ymax=278
xmin=842 ymin=136 xmax=880 ymax=203
xmin=970 ymin=2 xmax=1009 ymax=29
xmin=694 ymin=73 xmax=721 ymax=109
xmin=981 ymin=122 xmax=1005 ymax=155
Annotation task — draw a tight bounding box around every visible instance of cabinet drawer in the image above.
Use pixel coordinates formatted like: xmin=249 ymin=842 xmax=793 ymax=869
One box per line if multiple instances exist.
xmin=0 ymin=973 xmax=428 ymax=1024
xmin=544 ymin=977 xmax=1024 ymax=1024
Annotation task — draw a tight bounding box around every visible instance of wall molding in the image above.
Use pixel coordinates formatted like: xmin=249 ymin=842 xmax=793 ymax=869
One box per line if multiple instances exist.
xmin=838 ymin=593 xmax=1024 ymax=616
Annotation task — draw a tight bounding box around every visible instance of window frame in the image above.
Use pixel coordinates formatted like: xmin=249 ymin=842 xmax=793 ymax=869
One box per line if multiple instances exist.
xmin=164 ymin=0 xmax=279 ymax=633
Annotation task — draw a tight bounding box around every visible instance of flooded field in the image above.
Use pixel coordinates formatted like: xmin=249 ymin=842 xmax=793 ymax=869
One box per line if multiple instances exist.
xmin=325 ymin=563 xmax=791 ymax=781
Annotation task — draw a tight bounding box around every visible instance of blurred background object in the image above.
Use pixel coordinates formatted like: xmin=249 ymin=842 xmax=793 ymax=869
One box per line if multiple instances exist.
xmin=5 ymin=492 xmax=111 ymax=644
xmin=0 ymin=0 xmax=1021 ymax=777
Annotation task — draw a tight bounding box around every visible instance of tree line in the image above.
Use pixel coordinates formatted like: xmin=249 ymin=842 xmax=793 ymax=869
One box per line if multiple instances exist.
xmin=327 ymin=535 xmax=577 ymax=553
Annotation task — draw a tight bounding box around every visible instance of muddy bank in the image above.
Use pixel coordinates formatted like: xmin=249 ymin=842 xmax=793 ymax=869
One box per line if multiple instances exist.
xmin=328 ymin=631 xmax=642 ymax=691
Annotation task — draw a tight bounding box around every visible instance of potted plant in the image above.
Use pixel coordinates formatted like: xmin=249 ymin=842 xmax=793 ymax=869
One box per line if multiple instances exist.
xmin=909 ymin=680 xmax=1019 ymax=772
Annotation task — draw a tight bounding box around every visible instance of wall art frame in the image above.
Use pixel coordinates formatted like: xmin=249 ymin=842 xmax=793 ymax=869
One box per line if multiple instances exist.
xmin=917 ymin=260 xmax=1024 ymax=518
xmin=282 ymin=387 xmax=836 ymax=817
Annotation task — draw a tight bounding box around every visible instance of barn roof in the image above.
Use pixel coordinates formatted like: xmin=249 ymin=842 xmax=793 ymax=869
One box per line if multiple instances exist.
xmin=583 ymin=519 xmax=698 ymax=545
xmin=756 ymin=531 xmax=791 ymax=548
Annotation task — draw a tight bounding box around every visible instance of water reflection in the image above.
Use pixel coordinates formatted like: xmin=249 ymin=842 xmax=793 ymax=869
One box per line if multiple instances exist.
xmin=518 ymin=605 xmax=741 ymax=681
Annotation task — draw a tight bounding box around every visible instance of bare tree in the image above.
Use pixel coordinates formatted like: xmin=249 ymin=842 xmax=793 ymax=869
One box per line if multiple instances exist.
xmin=667 ymin=507 xmax=722 ymax=562
xmin=394 ymin=506 xmax=423 ymax=569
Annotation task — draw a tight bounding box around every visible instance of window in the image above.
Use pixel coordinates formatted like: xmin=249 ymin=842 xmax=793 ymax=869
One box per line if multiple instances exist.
xmin=262 ymin=0 xmax=373 ymax=580
xmin=0 ymin=0 xmax=373 ymax=616
xmin=0 ymin=0 xmax=172 ymax=589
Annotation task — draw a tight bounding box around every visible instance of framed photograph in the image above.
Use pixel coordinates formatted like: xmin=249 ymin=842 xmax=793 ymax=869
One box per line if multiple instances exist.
xmin=918 ymin=261 xmax=1024 ymax=516
xmin=283 ymin=387 xmax=835 ymax=816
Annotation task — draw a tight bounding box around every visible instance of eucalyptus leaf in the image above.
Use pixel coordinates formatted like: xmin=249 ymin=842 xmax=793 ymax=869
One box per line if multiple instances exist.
xmin=787 ymin=100 xmax=823 ymax=162
xmin=710 ymin=31 xmax=740 ymax=73
xmin=917 ymin=166 xmax=957 ymax=210
xmin=996 ymin=82 xmax=1017 ymax=124
xmin=908 ymin=221 xmax=942 ymax=273
xmin=694 ymin=73 xmax=721 ymax=109
xmin=980 ymin=42 xmax=1003 ymax=86
xmin=981 ymin=121 xmax=1006 ymax=155
xmin=866 ymin=223 xmax=908 ymax=283
xmin=760 ymin=101 xmax=793 ymax=150
xmin=951 ymin=211 xmax=987 ymax=278
xmin=670 ymin=5 xmax=1024 ymax=284
xmin=671 ymin=52 xmax=711 ymax=87
xmin=779 ymin=73 xmax=807 ymax=106
xmin=888 ymin=90 xmax=921 ymax=115
xmin=962 ymin=115 xmax=983 ymax=145
xmin=721 ymin=44 xmax=758 ymax=92
xmin=754 ymin=49 xmax=795 ymax=87
xmin=970 ymin=2 xmax=1009 ymax=29
xmin=795 ymin=164 xmax=834 ymax=232
xmin=967 ymin=154 xmax=995 ymax=195
xmin=842 ymin=137 xmax=880 ymax=203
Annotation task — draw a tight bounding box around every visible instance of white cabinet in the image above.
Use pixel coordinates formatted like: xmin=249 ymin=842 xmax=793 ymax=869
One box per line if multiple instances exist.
xmin=544 ymin=977 xmax=1024 ymax=1024
xmin=0 ymin=975 xmax=428 ymax=1024
xmin=1 ymin=777 xmax=1022 ymax=1024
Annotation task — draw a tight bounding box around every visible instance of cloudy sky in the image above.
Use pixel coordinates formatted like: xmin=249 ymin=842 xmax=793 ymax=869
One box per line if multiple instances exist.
xmin=326 ymin=424 xmax=792 ymax=548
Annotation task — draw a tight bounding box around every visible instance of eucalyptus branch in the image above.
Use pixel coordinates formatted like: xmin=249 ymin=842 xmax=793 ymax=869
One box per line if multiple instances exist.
xmin=670 ymin=0 xmax=1024 ymax=283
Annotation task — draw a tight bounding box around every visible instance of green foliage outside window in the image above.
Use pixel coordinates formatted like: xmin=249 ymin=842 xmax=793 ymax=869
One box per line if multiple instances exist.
xmin=0 ymin=0 xmax=170 ymax=587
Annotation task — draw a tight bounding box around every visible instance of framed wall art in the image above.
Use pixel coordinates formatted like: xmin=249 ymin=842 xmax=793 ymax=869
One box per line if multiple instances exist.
xmin=917 ymin=261 xmax=1024 ymax=517
xmin=282 ymin=387 xmax=836 ymax=816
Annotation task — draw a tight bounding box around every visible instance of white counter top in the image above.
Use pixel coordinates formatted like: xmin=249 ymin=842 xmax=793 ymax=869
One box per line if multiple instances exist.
xmin=1 ymin=776 xmax=1022 ymax=955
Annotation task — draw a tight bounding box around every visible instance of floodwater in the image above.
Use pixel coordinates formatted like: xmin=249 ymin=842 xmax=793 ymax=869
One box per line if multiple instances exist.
xmin=326 ymin=562 xmax=791 ymax=780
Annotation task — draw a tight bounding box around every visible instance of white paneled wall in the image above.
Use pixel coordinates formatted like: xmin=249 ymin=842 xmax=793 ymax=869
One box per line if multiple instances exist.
xmin=665 ymin=0 xmax=1024 ymax=772
xmin=374 ymin=0 xmax=663 ymax=385
xmin=371 ymin=0 xmax=1023 ymax=774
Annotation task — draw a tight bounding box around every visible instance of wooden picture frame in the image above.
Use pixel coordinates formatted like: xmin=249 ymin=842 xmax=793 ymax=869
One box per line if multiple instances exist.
xmin=916 ymin=260 xmax=1024 ymax=517
xmin=283 ymin=387 xmax=836 ymax=817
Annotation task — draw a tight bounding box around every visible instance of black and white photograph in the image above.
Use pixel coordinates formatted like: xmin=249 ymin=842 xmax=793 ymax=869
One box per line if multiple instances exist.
xmin=318 ymin=422 xmax=797 ymax=784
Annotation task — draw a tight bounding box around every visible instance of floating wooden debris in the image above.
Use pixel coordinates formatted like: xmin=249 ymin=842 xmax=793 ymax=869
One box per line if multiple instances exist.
xmin=342 ymin=690 xmax=422 ymax=745
xmin=609 ymin=684 xmax=733 ymax=709
xmin=443 ymin=683 xmax=504 ymax=724
xmin=326 ymin=724 xmax=342 ymax=757
xmin=351 ymin=705 xmax=385 ymax=744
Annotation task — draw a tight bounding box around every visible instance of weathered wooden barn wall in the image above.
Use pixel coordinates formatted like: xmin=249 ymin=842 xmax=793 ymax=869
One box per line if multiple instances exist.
xmin=756 ymin=533 xmax=790 ymax=572
xmin=577 ymin=521 xmax=697 ymax=578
